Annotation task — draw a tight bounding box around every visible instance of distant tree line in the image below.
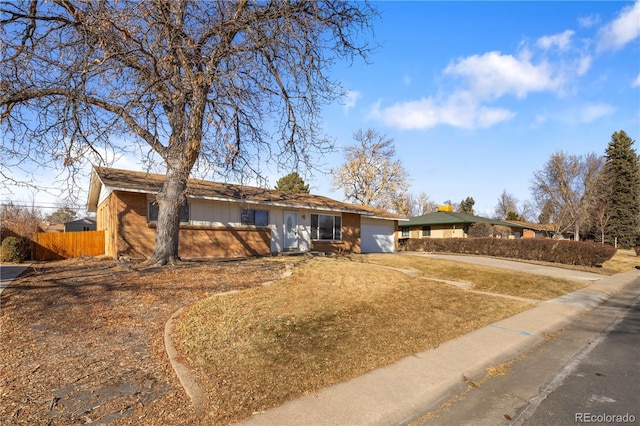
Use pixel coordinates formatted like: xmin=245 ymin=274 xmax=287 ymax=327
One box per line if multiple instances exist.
xmin=329 ymin=128 xmax=638 ymax=249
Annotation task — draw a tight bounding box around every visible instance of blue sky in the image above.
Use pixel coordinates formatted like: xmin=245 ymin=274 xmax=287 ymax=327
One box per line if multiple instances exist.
xmin=314 ymin=0 xmax=640 ymax=216
xmin=2 ymin=1 xmax=639 ymax=217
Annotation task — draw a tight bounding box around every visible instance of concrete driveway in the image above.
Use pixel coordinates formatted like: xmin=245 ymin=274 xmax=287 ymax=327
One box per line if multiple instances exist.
xmin=402 ymin=252 xmax=604 ymax=282
xmin=0 ymin=264 xmax=31 ymax=296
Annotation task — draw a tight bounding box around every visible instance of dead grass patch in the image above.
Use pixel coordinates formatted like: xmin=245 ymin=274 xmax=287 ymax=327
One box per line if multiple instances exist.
xmin=601 ymin=249 xmax=639 ymax=273
xmin=357 ymin=254 xmax=587 ymax=300
xmin=176 ymin=257 xmax=531 ymax=424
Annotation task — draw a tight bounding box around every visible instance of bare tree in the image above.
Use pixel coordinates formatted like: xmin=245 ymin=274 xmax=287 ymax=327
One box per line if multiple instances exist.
xmin=414 ymin=192 xmax=437 ymax=216
xmin=531 ymin=151 xmax=603 ymax=241
xmin=0 ymin=201 xmax=43 ymax=240
xmin=395 ymin=192 xmax=436 ymax=217
xmin=586 ymin=170 xmax=613 ymax=243
xmin=1 ymin=1 xmax=376 ymax=265
xmin=331 ymin=129 xmax=409 ymax=213
xmin=493 ymin=190 xmax=520 ymax=220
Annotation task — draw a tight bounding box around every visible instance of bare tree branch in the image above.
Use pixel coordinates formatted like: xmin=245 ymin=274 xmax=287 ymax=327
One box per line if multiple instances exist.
xmin=1 ymin=0 xmax=377 ymax=264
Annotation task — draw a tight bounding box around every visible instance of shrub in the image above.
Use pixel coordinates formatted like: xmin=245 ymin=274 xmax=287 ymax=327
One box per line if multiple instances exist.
xmin=468 ymin=222 xmax=492 ymax=238
xmin=399 ymin=238 xmax=616 ymax=267
xmin=1 ymin=236 xmax=26 ymax=263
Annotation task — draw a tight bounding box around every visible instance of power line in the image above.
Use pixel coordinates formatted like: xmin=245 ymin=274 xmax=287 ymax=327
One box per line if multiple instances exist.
xmin=0 ymin=202 xmax=86 ymax=210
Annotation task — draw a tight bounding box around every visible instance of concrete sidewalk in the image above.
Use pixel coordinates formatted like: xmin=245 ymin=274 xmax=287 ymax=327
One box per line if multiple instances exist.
xmin=236 ymin=266 xmax=639 ymax=426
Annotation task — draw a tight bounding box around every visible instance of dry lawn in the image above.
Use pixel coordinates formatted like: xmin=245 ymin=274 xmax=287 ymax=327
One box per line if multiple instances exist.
xmin=176 ymin=256 xmax=535 ymax=424
xmin=602 ymin=249 xmax=640 ymax=273
xmin=358 ymin=253 xmax=587 ymax=300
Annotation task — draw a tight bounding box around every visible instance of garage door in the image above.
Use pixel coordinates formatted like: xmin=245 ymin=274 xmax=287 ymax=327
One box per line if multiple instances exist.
xmin=361 ymin=218 xmax=395 ymax=253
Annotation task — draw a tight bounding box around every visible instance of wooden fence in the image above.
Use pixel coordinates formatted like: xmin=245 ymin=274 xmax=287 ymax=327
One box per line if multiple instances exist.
xmin=32 ymin=231 xmax=105 ymax=261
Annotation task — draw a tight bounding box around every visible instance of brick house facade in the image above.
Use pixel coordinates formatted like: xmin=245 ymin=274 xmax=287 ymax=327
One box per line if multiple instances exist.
xmin=88 ymin=167 xmax=403 ymax=260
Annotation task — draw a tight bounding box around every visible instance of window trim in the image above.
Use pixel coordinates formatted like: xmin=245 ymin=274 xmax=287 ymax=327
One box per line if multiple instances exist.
xmin=311 ymin=213 xmax=342 ymax=241
xmin=401 ymin=227 xmax=410 ymax=238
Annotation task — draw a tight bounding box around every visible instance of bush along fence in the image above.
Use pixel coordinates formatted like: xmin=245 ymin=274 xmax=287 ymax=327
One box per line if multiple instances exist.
xmin=398 ymin=237 xmax=616 ymax=267
xmin=31 ymin=230 xmax=105 ymax=261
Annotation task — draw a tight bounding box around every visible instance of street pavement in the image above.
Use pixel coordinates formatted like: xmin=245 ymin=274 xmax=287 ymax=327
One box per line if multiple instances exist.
xmin=235 ymin=255 xmax=639 ymax=426
xmin=421 ymin=276 xmax=640 ymax=426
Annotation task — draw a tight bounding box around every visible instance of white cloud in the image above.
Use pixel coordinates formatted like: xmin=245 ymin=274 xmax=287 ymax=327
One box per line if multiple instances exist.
xmin=367 ymin=94 xmax=515 ymax=130
xmin=534 ymin=113 xmax=548 ymax=125
xmin=597 ymin=0 xmax=640 ymax=52
xmin=367 ymin=22 xmax=610 ymax=132
xmin=342 ymin=90 xmax=361 ymax=112
xmin=578 ymin=14 xmax=600 ymax=29
xmin=476 ymin=107 xmax=517 ymax=128
xmin=536 ymin=30 xmax=575 ymax=51
xmin=444 ymin=50 xmax=564 ymax=99
xmin=576 ymin=55 xmax=592 ymax=76
xmin=577 ymin=103 xmax=617 ymax=123
xmin=632 ymin=73 xmax=640 ymax=87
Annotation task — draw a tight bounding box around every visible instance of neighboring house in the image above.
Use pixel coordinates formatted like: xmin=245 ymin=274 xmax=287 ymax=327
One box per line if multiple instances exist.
xmin=64 ymin=217 xmax=97 ymax=232
xmin=86 ymin=167 xmax=404 ymax=259
xmin=401 ymin=210 xmax=527 ymax=239
xmin=503 ymin=220 xmax=557 ymax=239
xmin=40 ymin=222 xmax=64 ymax=233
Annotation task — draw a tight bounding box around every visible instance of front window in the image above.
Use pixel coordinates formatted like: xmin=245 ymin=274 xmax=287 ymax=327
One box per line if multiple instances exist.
xmin=422 ymin=226 xmax=431 ymax=237
xmin=311 ymin=214 xmax=341 ymax=240
xmin=148 ymin=202 xmax=189 ymax=223
xmin=401 ymin=227 xmax=410 ymax=237
xmin=241 ymin=209 xmax=269 ymax=226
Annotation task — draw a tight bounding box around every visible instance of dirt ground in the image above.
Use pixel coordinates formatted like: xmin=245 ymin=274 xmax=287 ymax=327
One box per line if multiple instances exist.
xmin=0 ymin=257 xmax=286 ymax=425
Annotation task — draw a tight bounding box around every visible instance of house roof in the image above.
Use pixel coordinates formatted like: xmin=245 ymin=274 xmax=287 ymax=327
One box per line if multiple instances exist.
xmin=64 ymin=217 xmax=97 ymax=226
xmin=404 ymin=211 xmax=526 ymax=229
xmin=87 ymin=167 xmax=405 ymax=221
xmin=504 ymin=220 xmax=556 ymax=232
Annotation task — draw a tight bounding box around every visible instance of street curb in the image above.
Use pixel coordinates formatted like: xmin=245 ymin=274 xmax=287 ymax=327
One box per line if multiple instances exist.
xmin=164 ymin=307 xmax=206 ymax=416
xmin=164 ymin=262 xmax=294 ymax=414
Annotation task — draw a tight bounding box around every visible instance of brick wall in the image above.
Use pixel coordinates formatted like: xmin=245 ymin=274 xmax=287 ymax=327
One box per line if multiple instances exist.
xmin=99 ymin=191 xmax=271 ymax=259
xmin=176 ymin=226 xmax=271 ymax=258
xmin=311 ymin=212 xmax=361 ymax=254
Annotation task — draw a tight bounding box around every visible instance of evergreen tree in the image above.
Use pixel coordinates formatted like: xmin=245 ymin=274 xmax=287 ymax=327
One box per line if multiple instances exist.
xmin=457 ymin=196 xmax=475 ymax=215
xmin=603 ymin=130 xmax=640 ymax=248
xmin=47 ymin=206 xmax=77 ymax=225
xmin=274 ymin=172 xmax=310 ymax=193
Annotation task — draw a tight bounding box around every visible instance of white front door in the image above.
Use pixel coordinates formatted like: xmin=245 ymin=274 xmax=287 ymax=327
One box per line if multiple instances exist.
xmin=284 ymin=211 xmax=299 ymax=250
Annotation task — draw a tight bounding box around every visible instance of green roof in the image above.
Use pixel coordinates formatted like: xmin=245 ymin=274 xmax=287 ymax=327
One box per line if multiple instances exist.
xmin=404 ymin=211 xmax=526 ymax=229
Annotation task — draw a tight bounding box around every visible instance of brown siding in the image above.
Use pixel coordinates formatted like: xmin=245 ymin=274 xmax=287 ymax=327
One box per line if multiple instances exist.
xmin=311 ymin=212 xmax=361 ymax=254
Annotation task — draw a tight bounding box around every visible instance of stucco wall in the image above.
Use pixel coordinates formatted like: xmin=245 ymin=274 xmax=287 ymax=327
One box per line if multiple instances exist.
xmin=405 ymin=225 xmax=467 ymax=239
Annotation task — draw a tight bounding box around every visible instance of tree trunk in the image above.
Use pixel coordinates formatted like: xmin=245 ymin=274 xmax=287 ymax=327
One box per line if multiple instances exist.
xmin=150 ymin=167 xmax=189 ymax=266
